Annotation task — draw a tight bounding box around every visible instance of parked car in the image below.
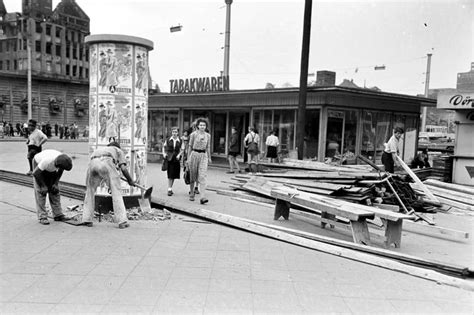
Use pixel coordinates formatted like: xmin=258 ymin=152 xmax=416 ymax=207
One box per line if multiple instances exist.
xmin=418 ymin=136 xmax=454 ymax=153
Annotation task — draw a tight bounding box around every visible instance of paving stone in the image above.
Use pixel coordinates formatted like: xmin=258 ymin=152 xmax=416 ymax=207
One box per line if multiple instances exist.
xmin=109 ymin=287 xmax=162 ymax=306
xmin=204 ymin=292 xmax=253 ymax=311
xmin=208 ymin=278 xmax=252 ymax=293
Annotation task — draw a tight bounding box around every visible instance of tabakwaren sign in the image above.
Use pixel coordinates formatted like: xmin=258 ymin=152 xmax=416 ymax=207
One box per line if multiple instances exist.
xmin=437 ymin=91 xmax=474 ymax=110
xmin=169 ymin=76 xmax=229 ymax=94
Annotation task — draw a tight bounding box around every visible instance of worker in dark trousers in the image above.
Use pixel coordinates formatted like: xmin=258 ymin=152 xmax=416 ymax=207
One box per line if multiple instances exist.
xmin=382 ymin=127 xmax=404 ymax=173
xmin=82 ymin=142 xmax=135 ymax=229
xmin=32 ymin=149 xmax=73 ymax=225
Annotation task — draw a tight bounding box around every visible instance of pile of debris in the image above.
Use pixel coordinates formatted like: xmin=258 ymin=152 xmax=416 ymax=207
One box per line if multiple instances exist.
xmin=63 ymin=204 xmax=173 ymax=223
xmin=223 ymin=157 xmax=440 ymax=216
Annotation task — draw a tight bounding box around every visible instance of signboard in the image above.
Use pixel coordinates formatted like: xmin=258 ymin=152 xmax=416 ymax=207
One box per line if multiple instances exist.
xmin=437 ymin=91 xmax=474 ymax=110
xmin=169 ymin=75 xmax=229 ymax=93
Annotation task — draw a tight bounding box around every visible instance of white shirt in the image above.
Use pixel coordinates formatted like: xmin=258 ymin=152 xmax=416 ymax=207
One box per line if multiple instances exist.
xmin=28 ymin=129 xmax=48 ymax=146
xmin=384 ymin=135 xmax=399 ymax=154
xmin=265 ymin=134 xmax=279 ymax=147
xmin=34 ymin=149 xmax=61 ymax=172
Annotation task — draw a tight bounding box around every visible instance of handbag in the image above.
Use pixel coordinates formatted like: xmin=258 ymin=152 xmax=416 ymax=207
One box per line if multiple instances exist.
xmin=183 ymin=166 xmax=190 ymax=185
xmin=161 ymin=158 xmax=168 ymax=171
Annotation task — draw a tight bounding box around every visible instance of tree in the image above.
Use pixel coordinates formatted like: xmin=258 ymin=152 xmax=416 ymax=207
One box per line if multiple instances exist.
xmin=265 ymin=82 xmax=275 ymax=89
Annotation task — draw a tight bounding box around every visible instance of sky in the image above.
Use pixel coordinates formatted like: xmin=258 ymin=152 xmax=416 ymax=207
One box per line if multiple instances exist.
xmin=3 ymin=0 xmax=473 ymax=95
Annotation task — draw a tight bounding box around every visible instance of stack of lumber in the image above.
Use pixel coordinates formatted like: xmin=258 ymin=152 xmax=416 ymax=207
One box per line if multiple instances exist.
xmin=423 ymin=179 xmax=474 ymax=212
xmin=430 ymin=155 xmax=454 ymax=182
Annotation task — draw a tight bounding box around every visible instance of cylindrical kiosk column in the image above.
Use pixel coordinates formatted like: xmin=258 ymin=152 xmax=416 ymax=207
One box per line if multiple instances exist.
xmin=85 ymin=34 xmax=154 ymax=210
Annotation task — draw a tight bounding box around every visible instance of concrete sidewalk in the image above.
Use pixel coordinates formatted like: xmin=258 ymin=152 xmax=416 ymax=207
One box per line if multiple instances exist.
xmin=1 ymin=181 xmax=473 ymax=314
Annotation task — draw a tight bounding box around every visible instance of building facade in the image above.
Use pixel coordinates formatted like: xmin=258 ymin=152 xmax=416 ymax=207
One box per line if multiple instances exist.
xmin=0 ymin=0 xmax=89 ymax=126
xmin=148 ymin=86 xmax=435 ymax=164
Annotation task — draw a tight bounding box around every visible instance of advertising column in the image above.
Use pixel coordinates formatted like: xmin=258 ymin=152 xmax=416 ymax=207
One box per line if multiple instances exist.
xmin=85 ymin=35 xmax=154 ymax=199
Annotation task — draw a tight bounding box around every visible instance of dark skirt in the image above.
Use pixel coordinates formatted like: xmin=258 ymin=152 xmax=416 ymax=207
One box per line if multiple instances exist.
xmin=228 ymin=151 xmax=239 ymax=158
xmin=266 ymin=146 xmax=278 ymax=158
xmin=167 ymin=159 xmax=181 ymax=179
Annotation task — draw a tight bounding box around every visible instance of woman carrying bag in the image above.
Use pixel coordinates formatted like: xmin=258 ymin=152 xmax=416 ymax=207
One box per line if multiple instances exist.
xmin=162 ymin=126 xmax=183 ymax=196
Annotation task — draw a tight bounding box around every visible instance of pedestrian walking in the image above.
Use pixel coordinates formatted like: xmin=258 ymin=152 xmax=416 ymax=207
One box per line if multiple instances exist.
xmin=265 ymin=129 xmax=280 ymax=163
xmin=32 ymin=149 xmax=73 ymax=225
xmin=382 ymin=127 xmax=404 ymax=173
xmin=82 ymin=142 xmax=135 ymax=229
xmin=227 ymin=126 xmax=241 ymax=173
xmin=186 ymin=117 xmax=211 ymax=204
xmin=244 ymin=126 xmax=260 ymax=173
xmin=162 ymin=127 xmax=183 ymax=196
xmin=26 ymin=119 xmax=48 ymax=176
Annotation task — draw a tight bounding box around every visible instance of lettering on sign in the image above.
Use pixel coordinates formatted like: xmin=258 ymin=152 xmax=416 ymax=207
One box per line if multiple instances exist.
xmin=169 ymin=76 xmax=229 ymax=93
xmin=449 ymin=95 xmax=473 ymax=107
xmin=437 ymin=92 xmax=474 ymax=110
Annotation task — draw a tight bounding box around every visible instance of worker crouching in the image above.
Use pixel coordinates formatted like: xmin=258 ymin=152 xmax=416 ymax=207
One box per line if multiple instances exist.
xmin=82 ymin=142 xmax=135 ymax=229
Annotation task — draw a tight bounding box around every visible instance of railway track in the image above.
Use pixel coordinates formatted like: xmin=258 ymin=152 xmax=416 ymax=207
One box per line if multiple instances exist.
xmin=0 ymin=169 xmax=86 ymax=200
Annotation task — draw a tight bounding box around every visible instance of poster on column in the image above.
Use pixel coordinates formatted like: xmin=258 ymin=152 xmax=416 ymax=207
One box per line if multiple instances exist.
xmin=97 ymin=43 xmax=133 ymax=95
xmin=132 ymin=148 xmax=147 ymax=195
xmin=113 ymin=95 xmax=133 ymax=147
xmin=89 ymin=96 xmax=97 ymax=145
xmin=134 ymin=47 xmax=149 ymax=96
xmin=97 ymin=95 xmax=119 ymax=146
xmin=134 ymin=96 xmax=147 ymax=146
xmin=89 ymin=45 xmax=98 ymax=94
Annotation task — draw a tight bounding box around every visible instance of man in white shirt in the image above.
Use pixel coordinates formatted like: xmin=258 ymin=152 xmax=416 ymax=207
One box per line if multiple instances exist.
xmin=32 ymin=149 xmax=73 ymax=225
xmin=26 ymin=119 xmax=48 ymax=176
xmin=382 ymin=127 xmax=404 ymax=173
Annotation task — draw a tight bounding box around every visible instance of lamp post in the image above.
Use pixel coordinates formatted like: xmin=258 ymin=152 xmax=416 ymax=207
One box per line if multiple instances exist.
xmin=420 ymin=53 xmax=432 ymax=132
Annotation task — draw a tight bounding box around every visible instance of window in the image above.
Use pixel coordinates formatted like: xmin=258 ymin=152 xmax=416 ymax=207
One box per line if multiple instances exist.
xmin=66 ymin=43 xmax=70 ymax=58
xmin=14 ymin=60 xmax=17 ymax=70
xmin=85 ymin=49 xmax=89 ymax=61
xmin=0 ymin=61 xmax=3 ymax=70
xmin=46 ymin=25 xmax=51 ymax=36
xmin=35 ymin=41 xmax=41 ymax=52
xmin=361 ymin=111 xmax=391 ymax=163
xmin=73 ymin=65 xmax=77 ymax=76
xmin=46 ymin=42 xmax=52 ymax=54
xmin=35 ymin=21 xmax=42 ymax=33
xmin=304 ymin=109 xmax=320 ymax=159
xmin=55 ymin=27 xmax=61 ymax=38
xmin=6 ymin=60 xmax=10 ymax=70
xmin=149 ymin=110 xmax=179 ymax=152
xmin=55 ymin=45 xmax=61 ymax=56
xmin=73 ymin=46 xmax=77 ymax=59
xmin=66 ymin=65 xmax=70 ymax=75
xmin=0 ymin=41 xmax=3 ymax=52
xmin=85 ymin=68 xmax=89 ymax=78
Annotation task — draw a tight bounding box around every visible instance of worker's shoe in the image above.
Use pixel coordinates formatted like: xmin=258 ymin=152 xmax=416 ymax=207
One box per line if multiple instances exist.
xmin=189 ymin=194 xmax=195 ymax=201
xmin=200 ymin=198 xmax=209 ymax=205
xmin=26 ymin=171 xmax=33 ymax=176
xmin=82 ymin=222 xmax=93 ymax=227
xmin=53 ymin=214 xmax=68 ymax=222
xmin=167 ymin=189 xmax=173 ymax=196
xmin=39 ymin=218 xmax=50 ymax=225
xmin=118 ymin=221 xmax=130 ymax=229
xmin=194 ymin=187 xmax=200 ymax=195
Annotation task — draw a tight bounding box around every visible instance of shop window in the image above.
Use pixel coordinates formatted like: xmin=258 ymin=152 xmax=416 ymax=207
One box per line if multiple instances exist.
xmin=228 ymin=112 xmax=246 ymax=155
xmin=149 ymin=110 xmax=179 ymax=152
xmin=274 ymin=109 xmax=296 ymax=156
xmin=304 ymin=109 xmax=320 ymax=159
xmin=402 ymin=115 xmax=418 ymax=163
xmin=342 ymin=110 xmax=358 ymax=163
xmin=361 ymin=111 xmax=391 ymax=163
xmin=213 ymin=113 xmax=227 ymax=154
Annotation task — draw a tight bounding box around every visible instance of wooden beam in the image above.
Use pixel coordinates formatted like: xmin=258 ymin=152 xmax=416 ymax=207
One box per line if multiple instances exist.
xmin=396 ymin=156 xmax=441 ymax=206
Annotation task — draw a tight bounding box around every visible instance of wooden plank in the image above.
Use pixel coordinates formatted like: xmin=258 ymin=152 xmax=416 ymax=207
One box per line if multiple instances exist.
xmin=403 ymin=220 xmax=470 ymax=241
xmin=436 ymin=196 xmax=474 ymax=212
xmin=271 ymin=187 xmax=375 ymax=221
xmin=424 ymin=179 xmax=474 ymax=195
xmin=150 ymin=196 xmax=474 ymax=286
xmin=426 ymin=185 xmax=474 ymax=206
xmin=350 ymin=220 xmax=371 ymax=245
xmin=396 ymin=156 xmax=441 ymax=206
